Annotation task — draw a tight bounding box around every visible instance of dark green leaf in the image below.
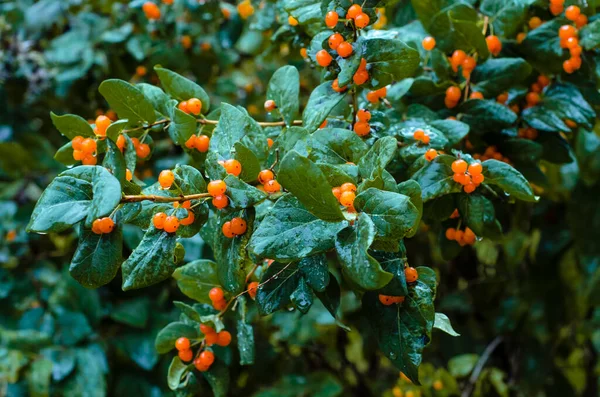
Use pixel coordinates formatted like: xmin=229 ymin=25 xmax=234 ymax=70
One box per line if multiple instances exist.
xmin=434 ymin=313 xmax=460 ymax=336
xmin=267 ymin=66 xmax=300 ymax=126
xmin=298 ymin=254 xmax=329 ymax=292
xmin=98 ymin=79 xmax=156 ymax=125
xmin=224 ymin=174 xmax=267 ymax=210
xmin=363 ymin=38 xmax=420 ymax=88
xmin=234 ymin=142 xmax=262 ymax=183
xmin=256 ymin=261 xmax=301 ymax=315
xmin=471 ymin=58 xmax=532 ymax=97
xmin=459 ymin=99 xmax=517 ymax=132
xmin=302 ymin=81 xmax=347 ymax=132
xmin=172 ymin=260 xmax=220 ymax=304
xmin=50 ymin=112 xmax=94 ymax=139
xmin=309 ymin=128 xmax=368 ymax=165
xmin=482 ymin=159 xmax=536 ymax=202
xmin=291 ymin=277 xmax=314 ymax=314
xmin=155 ymin=322 xmax=199 ymax=354
xmin=358 ymin=136 xmax=397 ymax=179
xmin=155 ymin=67 xmax=210 ymax=112
xmin=167 ymin=357 xmax=188 ymax=391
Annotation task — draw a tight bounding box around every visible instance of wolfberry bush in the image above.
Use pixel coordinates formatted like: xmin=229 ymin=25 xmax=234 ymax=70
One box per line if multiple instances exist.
xmin=2 ymin=0 xmax=600 ymax=396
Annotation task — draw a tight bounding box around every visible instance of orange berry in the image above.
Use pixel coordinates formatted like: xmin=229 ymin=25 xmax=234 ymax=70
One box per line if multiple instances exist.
xmin=116 ymin=134 xmax=126 ymax=151
xmin=470 ymin=92 xmax=484 ymax=100
xmin=185 ymin=135 xmax=197 ymax=149
xmin=204 ymin=332 xmax=219 ymax=346
xmin=454 ymin=229 xmax=464 ymax=243
xmin=336 ymin=42 xmax=353 ymax=58
xmin=230 ymin=217 xmax=247 ymax=235
xmin=216 ymin=330 xmax=232 ymax=347
xmin=164 ymin=216 xmax=180 ymax=233
xmin=199 ymin=350 xmax=215 ymax=367
xmin=81 ymin=138 xmax=97 ymax=154
xmin=194 ymin=358 xmax=209 ymax=372
xmin=82 ymin=155 xmax=97 ymax=165
xmin=97 ymin=218 xmax=114 ymax=234
xmin=526 ymin=92 xmax=541 ymax=106
xmin=356 ymin=109 xmax=371 ymax=122
xmin=485 ymin=35 xmax=502 ymax=56
xmin=136 ymin=143 xmax=150 ymax=158
xmin=332 ymin=187 xmax=342 ymax=200
xmin=136 ymin=65 xmax=147 ymax=76
xmin=142 ymin=2 xmax=161 ymax=20
xmin=445 ymin=98 xmax=459 ymax=109
xmin=516 ymin=32 xmax=526 ymax=44
xmin=212 ymin=195 xmax=229 ymax=209
xmin=339 ymin=191 xmax=355 ymax=207
xmin=424 ymin=149 xmax=438 ymax=161
xmin=340 ymin=183 xmax=356 ymax=193
xmin=332 ymin=79 xmax=347 ymax=93
xmin=178 ymin=349 xmax=193 ymax=362
xmin=178 ymin=101 xmax=189 ymax=114
xmin=207 ymin=180 xmax=227 ymax=197
xmin=404 ymin=267 xmax=418 ymax=283
xmin=95 ymin=115 xmax=111 ymax=135
xmin=464 ymin=227 xmax=476 ymax=245
xmin=175 ymin=337 xmax=190 ymax=351
xmin=566 ymin=37 xmax=579 ymax=49
xmin=200 ymin=324 xmax=215 ymax=335
xmin=181 ymin=35 xmax=192 ymax=49
xmin=422 ymin=134 xmax=430 ymax=144
xmin=575 ymin=14 xmax=588 ymax=28
xmin=153 ymin=212 xmax=167 ymax=229
xmin=71 ymin=136 xmax=84 ymax=150
xmin=559 ymin=25 xmax=578 ymax=40
xmin=413 ymin=129 xmax=425 ymax=141
xmin=464 ymin=182 xmax=476 ymax=194
xmin=570 ymin=45 xmax=582 ymax=57
xmin=180 ymin=210 xmax=195 ymax=226
xmin=328 ymin=33 xmax=344 ymax=50
xmin=379 ymin=295 xmax=395 ymax=306
xmin=451 ymin=50 xmax=467 ymax=71
xmin=267 ymin=138 xmax=274 ymax=148
xmin=452 ymin=159 xmax=467 ymax=174
xmin=462 ymin=56 xmax=476 ymax=71
xmin=288 ymin=16 xmax=298 ymax=26
xmin=565 ymin=119 xmax=577 ymax=128
xmin=130 ymin=137 xmax=140 ymax=147
xmin=446 ymin=86 xmax=461 ymax=102
xmin=325 ymin=11 xmax=339 ymax=28
xmin=194 ymin=135 xmax=209 ymax=152
xmin=366 ymin=91 xmax=380 ymax=103
xmin=565 ymin=5 xmax=580 ymax=21
xmin=375 ymin=87 xmax=387 ymax=98
xmin=346 ymin=4 xmax=362 ymax=19
xmin=563 ymin=59 xmax=575 ymax=74
xmin=316 ymin=50 xmax=333 ymax=67
xmin=529 ymin=17 xmax=542 ymax=29
xmin=158 ymin=170 xmax=175 ymax=188
xmin=537 ymin=75 xmax=550 ymax=87
xmin=354 ymin=13 xmax=370 ymax=29
xmin=472 ymin=173 xmax=484 ymax=185
xmin=570 ymin=56 xmax=582 ymax=69
xmin=222 ymin=221 xmax=235 ymax=238
xmin=264 ymin=99 xmax=276 ymax=112
xmin=445 ymin=228 xmax=456 ymax=240
xmin=187 ymin=98 xmax=202 ymax=115
xmin=353 ymin=69 xmax=369 ymax=85
xmin=248 ymin=281 xmax=259 ymax=299
xmin=496 ymin=92 xmax=508 ymax=104
xmin=531 ymin=82 xmax=542 ymax=93
xmin=353 ymin=122 xmax=370 ymax=136
xmin=300 ymin=48 xmax=308 ymax=58
xmin=550 ymin=3 xmax=564 ymax=16
xmin=73 ymin=150 xmax=85 ymax=161
xmin=92 ymin=219 xmax=102 ymax=234
xmin=264 ymin=179 xmax=281 ymax=193
xmin=237 ymin=1 xmax=254 ymax=18
xmin=258 ymin=169 xmax=275 ymax=184
xmin=422 ymin=36 xmax=436 ymax=51
xmin=209 ymin=287 xmax=224 ymax=302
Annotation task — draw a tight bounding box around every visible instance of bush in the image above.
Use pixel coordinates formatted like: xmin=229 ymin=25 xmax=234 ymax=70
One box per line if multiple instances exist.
xmin=2 ymin=0 xmax=600 ymax=396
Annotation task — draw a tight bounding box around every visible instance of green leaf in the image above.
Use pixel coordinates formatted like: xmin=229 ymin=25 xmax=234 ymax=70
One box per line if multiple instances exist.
xmin=54 ymin=142 xmax=77 ymax=166
xmin=283 ymin=0 xmax=324 ymax=36
xmin=521 ymin=19 xmax=565 ymax=74
xmin=429 ymin=4 xmax=488 ymax=57
xmin=411 ymin=155 xmax=462 ymax=201
xmin=457 ymin=195 xmax=496 ymax=236
xmin=155 ymin=67 xmax=210 ymax=112
xmin=28 ymin=166 xmax=121 ymax=233
xmin=168 ymin=108 xmax=197 ymax=146
xmin=249 ymin=195 xmax=346 ymax=260
xmin=362 ymin=275 xmax=435 ymax=385
xmin=397 ymin=180 xmax=423 ymax=238
xmin=70 ymin=223 xmax=123 ymax=288
xmin=110 ymin=297 xmax=149 ymax=328
xmin=278 ymin=151 xmax=346 ymax=221
xmin=212 ymin=211 xmax=255 ymax=294
xmin=291 ymin=277 xmax=314 ymax=314
xmin=309 ymin=128 xmax=369 ymax=165
xmin=298 ymin=254 xmax=329 ymax=292
xmin=363 ymin=38 xmax=420 ymax=89
xmin=459 ymin=99 xmax=517 ymax=132
xmin=234 ymin=142 xmax=261 ymax=183
xmin=167 ymin=357 xmax=189 ymax=391
xmin=50 ymin=112 xmax=94 ymax=139
xmin=121 ymin=228 xmax=179 ymax=290
xmin=98 ymin=79 xmax=156 ymax=125
xmin=358 ymin=136 xmax=397 ymax=179
xmin=201 ymin=361 xmax=230 ymax=397
xmin=471 ymin=58 xmax=532 ymax=97
xmin=236 ymin=297 xmax=255 ymax=365
xmin=155 ymin=322 xmax=199 ymax=354
xmin=224 ymin=174 xmax=267 ymax=210
xmin=482 ymin=159 xmax=536 ymax=202
xmin=174 ymin=164 xmax=206 ymax=195
xmin=105 ymin=119 xmax=128 ymax=142
xmin=337 ymin=39 xmax=364 ymax=87
xmin=429 ymin=119 xmax=470 ymax=146
xmin=411 ymin=0 xmax=444 ymax=27
xmin=27 ymin=358 xmax=53 ymax=397
xmin=102 ymin=139 xmax=126 ymax=186
xmin=256 ymin=261 xmax=301 ymax=315
xmin=579 ymin=19 xmax=600 ymax=50
xmin=172 ymin=260 xmax=220 ymax=304
xmin=434 ymin=313 xmax=460 ymax=336
xmin=211 ymin=103 xmax=263 ymax=158
xmin=138 ymin=83 xmax=172 ymax=116
xmin=302 ymin=81 xmax=347 ymax=132
xmin=335 ymin=213 xmax=393 ymax=290
xmin=354 ymin=188 xmax=420 ymax=240
xmin=448 ymin=354 xmax=479 ymax=377
xmin=480 ymin=0 xmax=534 ymax=37
xmin=267 ymin=66 xmax=300 ymax=126
xmin=373 ymin=250 xmax=409 ymax=297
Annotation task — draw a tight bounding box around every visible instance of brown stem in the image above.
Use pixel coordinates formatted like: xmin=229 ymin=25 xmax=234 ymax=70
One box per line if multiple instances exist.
xmin=121 ymin=192 xmax=211 ymax=203
xmin=245 ymin=263 xmax=259 ymax=284
xmin=197 ymin=119 xmax=302 ymax=127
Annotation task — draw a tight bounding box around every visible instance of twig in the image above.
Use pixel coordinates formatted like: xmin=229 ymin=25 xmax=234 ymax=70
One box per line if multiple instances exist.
xmin=245 ymin=263 xmax=259 ymax=283
xmin=123 ymin=119 xmax=170 ymax=134
xmin=197 ymin=119 xmax=302 ymax=127
xmin=269 ymin=148 xmax=280 ymax=171
xmin=461 ymin=336 xmax=503 ymax=397
xmin=381 ymin=97 xmax=393 ymax=109
xmin=352 ymin=87 xmax=359 ymax=123
xmin=121 ymin=192 xmax=211 ymax=203
xmin=482 ymin=16 xmax=489 ymax=35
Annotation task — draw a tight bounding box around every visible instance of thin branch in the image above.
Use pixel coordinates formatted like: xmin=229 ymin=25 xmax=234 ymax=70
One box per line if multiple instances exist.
xmin=121 ymin=192 xmax=211 ymax=203
xmin=197 ymin=118 xmax=302 ymax=127
xmin=245 ymin=264 xmax=259 ymax=284
xmin=482 ymin=16 xmax=489 ymax=35
xmin=269 ymin=148 xmax=280 ymax=171
xmin=123 ymin=119 xmax=170 ymax=134
xmin=461 ymin=336 xmax=503 ymax=397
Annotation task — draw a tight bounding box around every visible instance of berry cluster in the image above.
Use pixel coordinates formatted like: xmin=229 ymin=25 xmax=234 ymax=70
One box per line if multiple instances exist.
xmin=153 ymin=212 xmax=181 ymax=233
xmin=257 ymin=169 xmax=281 ymax=194
xmin=346 ymin=4 xmax=370 ymax=29
xmin=71 ymin=136 xmax=98 ymax=165
xmin=413 ymin=129 xmax=431 ymax=144
xmin=91 ymin=217 xmax=115 ymax=234
xmin=332 ymin=182 xmax=356 ymax=211
xmin=451 ymin=159 xmax=484 ymax=194
xmin=222 ymin=217 xmax=247 ymax=238
xmin=353 ymin=109 xmax=371 ymax=137
xmin=517 ymin=127 xmax=539 ymax=140
xmin=185 ymin=134 xmax=210 ymax=153
xmin=201 ymin=324 xmax=231 ymax=348
xmin=209 ymin=287 xmax=227 ymax=311
xmin=173 ymin=200 xmax=196 ymax=225
xmin=116 ymin=136 xmax=150 ymax=158
xmin=177 ymin=97 xmax=203 ymax=115
xmin=445 ymin=227 xmax=477 ymax=246
xmin=207 ymin=180 xmax=229 ymax=209
xmin=449 ymin=50 xmax=477 ymax=79
xmin=175 ymin=337 xmax=194 ymax=362
xmin=559 ymin=23 xmax=584 ymax=74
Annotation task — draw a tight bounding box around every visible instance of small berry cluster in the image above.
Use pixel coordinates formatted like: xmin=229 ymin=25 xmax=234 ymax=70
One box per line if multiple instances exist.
xmin=175 ymin=337 xmax=194 ymax=362
xmin=71 ymin=136 xmax=98 ymax=165
xmin=331 ymin=182 xmax=356 ymax=211
xmin=237 ymin=0 xmax=254 ymax=19
xmin=117 ymin=136 xmax=150 ymax=158
xmin=346 ymin=4 xmax=370 ymax=29
xmin=366 ymin=87 xmax=387 ymax=103
xmin=218 ymin=159 xmax=242 ymax=177
xmin=247 ymin=281 xmax=259 ymax=300
xmin=185 ymin=135 xmax=210 ymax=153
xmin=352 ymin=58 xmax=369 ymax=85
xmin=551 ymin=1 xmax=588 ymax=28
xmin=445 ymin=227 xmax=476 ymax=246
xmin=445 ymin=86 xmax=462 ymax=109
xmin=207 ymin=180 xmax=229 ymax=209
xmin=91 ymin=217 xmax=115 ymax=234
xmin=257 ymin=169 xmax=282 ymax=194
xmin=518 ymin=127 xmax=539 ymax=140
xmin=177 ymin=97 xmax=203 ymax=115
xmin=201 ymin=324 xmax=231 ymax=348
xmin=413 ymin=129 xmax=431 ymax=144
xmin=451 ymin=159 xmax=484 ymax=194
xmin=153 ymin=212 xmax=183 ymax=233
xmin=93 ymin=115 xmax=111 ymax=137
xmin=222 ymin=217 xmax=247 ymax=238
xmin=353 ymin=109 xmax=371 ymax=137
xmin=472 ymin=146 xmax=511 ymax=164
xmin=173 ymin=200 xmax=196 ymax=225
xmin=449 ymin=50 xmax=477 ymax=79
xmin=209 ymin=287 xmax=227 ymax=311
xmin=142 ymin=1 xmax=160 ymax=20
xmin=559 ymin=22 xmax=584 ymax=74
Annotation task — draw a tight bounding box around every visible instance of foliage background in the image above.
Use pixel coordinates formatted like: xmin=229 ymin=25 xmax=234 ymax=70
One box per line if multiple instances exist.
xmin=1 ymin=0 xmax=599 ymax=396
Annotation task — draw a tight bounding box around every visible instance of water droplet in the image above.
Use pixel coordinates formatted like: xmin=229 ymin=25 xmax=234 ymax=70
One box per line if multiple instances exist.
xmin=389 ymin=351 xmax=397 ymax=359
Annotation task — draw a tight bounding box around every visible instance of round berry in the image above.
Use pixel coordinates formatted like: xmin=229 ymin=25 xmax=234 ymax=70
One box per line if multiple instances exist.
xmin=223 ymin=159 xmax=242 ymax=176
xmin=485 ymin=35 xmax=502 ymax=56
xmin=328 ymin=33 xmax=344 ymax=50
xmin=222 ymin=221 xmax=235 ymax=238
xmin=199 ymin=350 xmax=215 ymax=366
xmin=187 ymin=98 xmax=202 ymax=115
xmin=464 ymin=182 xmax=476 ymax=194
xmin=425 ymin=149 xmax=438 ymax=161
xmin=73 ymin=150 xmax=84 ymax=161
xmin=194 ymin=358 xmax=209 ymax=372
xmin=300 ymin=48 xmax=308 ymax=58
xmin=526 ymin=92 xmax=540 ymax=106
xmin=346 ymin=4 xmax=362 ymax=19
xmin=316 ymin=50 xmax=333 ymax=67
xmin=340 ymin=183 xmax=356 ymax=193
xmin=163 ymin=216 xmax=180 ymax=233
xmin=339 ymin=191 xmax=355 ymax=207
xmin=379 ymin=295 xmax=395 ymax=306
xmin=248 ymin=281 xmax=259 ymax=299
xmin=575 ymin=14 xmax=588 ymax=28
xmin=264 ymin=179 xmax=281 ymax=193
xmin=445 ymin=228 xmax=456 ymax=240
xmin=200 ymin=324 xmax=215 ymax=335
xmin=462 ymin=56 xmax=476 ymax=71
xmin=404 ymin=267 xmax=418 ymax=283
xmin=353 ymin=70 xmax=369 ymax=85
xmin=353 ymin=122 xmax=370 ymax=136
xmin=258 ymin=169 xmax=274 ymax=184
xmin=230 ymin=217 xmax=247 ymax=235
xmin=209 ymin=287 xmax=224 ymax=302
xmin=213 ymin=299 xmax=227 ymax=311
xmin=82 ymin=155 xmax=97 ymax=165
xmin=264 ymin=99 xmax=276 ymax=112
xmin=205 ymin=332 xmax=219 ymax=346
xmin=180 ymin=210 xmax=195 ymax=226
xmin=422 ymin=36 xmax=436 ymax=51
xmin=325 ymin=11 xmax=339 ymax=28
xmin=565 ymin=5 xmax=580 ymax=21
xmin=451 ymin=50 xmax=467 ymax=69
xmin=99 ymin=217 xmax=115 ymax=234
xmin=81 ymin=138 xmax=97 ymax=154
xmin=207 ymin=180 xmax=227 ymax=197
xmin=366 ymin=91 xmax=380 ymax=103
xmin=559 ymin=25 xmax=577 ymax=40
xmin=446 ymin=86 xmax=461 ymax=102
xmin=185 ymin=135 xmax=197 ymax=149
xmin=178 ymin=101 xmax=189 ymax=113
xmin=175 ymin=337 xmax=190 ymax=351
xmin=332 ymin=79 xmax=347 ymax=93
xmin=136 ymin=143 xmax=151 ymax=158
xmin=194 ymin=135 xmax=209 ymax=152
xmin=142 ymin=2 xmax=161 ymax=20
xmin=472 ymin=173 xmax=484 ymax=185
xmin=216 ymin=330 xmax=232 ymax=347
xmin=336 ymin=42 xmax=353 ymax=58
xmin=529 ymin=16 xmax=542 ymax=29
xmin=153 ymin=212 xmax=167 ymax=229
xmin=413 ymin=129 xmax=425 ymax=141
xmin=267 ymin=138 xmax=274 ymax=148
xmin=354 ymin=13 xmax=370 ymax=29
xmin=468 ymin=162 xmax=482 ymax=175
xmin=451 ymin=159 xmax=467 ymax=174
xmin=95 ymin=115 xmax=111 ymax=135
xmin=72 ymin=136 xmax=84 ymax=150
xmin=212 ymin=195 xmax=229 ymax=209
xmin=288 ymin=16 xmax=298 ymax=26
xmin=158 ymin=170 xmax=175 ymax=189
xmin=92 ymin=219 xmax=102 ymax=234
xmin=356 ymin=109 xmax=371 ymax=122
xmin=178 ymin=349 xmax=193 ymax=362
